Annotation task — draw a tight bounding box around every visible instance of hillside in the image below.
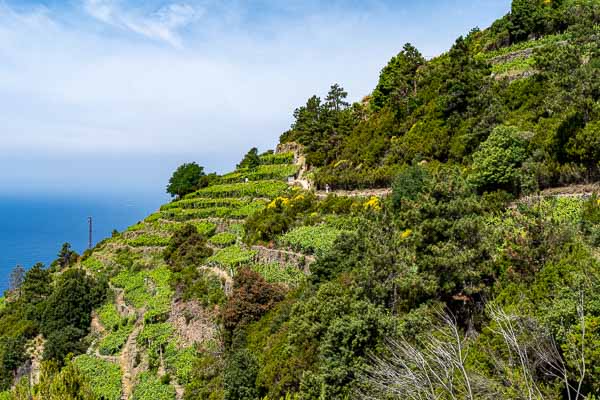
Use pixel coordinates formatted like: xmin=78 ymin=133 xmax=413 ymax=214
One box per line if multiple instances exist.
xmin=0 ymin=0 xmax=599 ymax=399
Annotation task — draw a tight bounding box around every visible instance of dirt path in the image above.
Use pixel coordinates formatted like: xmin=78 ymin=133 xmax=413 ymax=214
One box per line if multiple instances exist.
xmin=316 ymin=187 xmax=392 ymax=199
xmin=120 ymin=321 xmax=142 ymax=400
xmin=201 ymin=266 xmax=233 ymax=295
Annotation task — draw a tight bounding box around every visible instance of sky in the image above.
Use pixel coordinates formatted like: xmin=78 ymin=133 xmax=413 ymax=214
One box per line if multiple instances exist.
xmin=0 ymin=0 xmax=512 ymax=198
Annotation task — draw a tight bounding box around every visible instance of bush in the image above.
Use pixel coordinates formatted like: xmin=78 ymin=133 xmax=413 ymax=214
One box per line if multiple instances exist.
xmin=164 ymin=224 xmax=213 ymax=272
xmin=469 ymin=125 xmax=530 ymax=193
xmin=222 ymin=268 xmax=285 ymax=334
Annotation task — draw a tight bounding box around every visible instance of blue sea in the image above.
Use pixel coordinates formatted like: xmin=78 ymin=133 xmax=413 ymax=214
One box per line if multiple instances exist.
xmin=0 ymin=193 xmax=165 ymax=292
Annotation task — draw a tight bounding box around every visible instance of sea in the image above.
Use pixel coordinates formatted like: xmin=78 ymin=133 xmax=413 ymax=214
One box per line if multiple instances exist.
xmin=0 ymin=193 xmax=165 ymax=293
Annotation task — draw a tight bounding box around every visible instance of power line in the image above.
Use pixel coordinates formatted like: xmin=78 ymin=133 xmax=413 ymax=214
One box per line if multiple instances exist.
xmin=88 ymin=216 xmax=93 ymax=250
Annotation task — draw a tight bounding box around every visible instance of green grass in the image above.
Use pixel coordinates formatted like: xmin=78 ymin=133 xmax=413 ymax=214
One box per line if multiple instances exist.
xmin=207 ymin=245 xmax=257 ymax=270
xmin=132 ymin=372 xmax=176 ymax=400
xmin=73 ymin=355 xmax=122 ymax=400
xmin=280 ymin=225 xmax=349 ymax=257
xmin=209 ymin=232 xmax=238 ymax=247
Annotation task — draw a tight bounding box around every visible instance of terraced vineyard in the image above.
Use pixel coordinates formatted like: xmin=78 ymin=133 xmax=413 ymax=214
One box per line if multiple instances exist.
xmin=76 ymin=149 xmax=312 ymax=399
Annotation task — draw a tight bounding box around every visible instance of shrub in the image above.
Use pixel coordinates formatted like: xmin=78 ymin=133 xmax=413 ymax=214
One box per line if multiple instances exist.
xmin=469 ymin=125 xmax=530 ymax=193
xmin=164 ymin=224 xmax=213 ymax=272
xmin=222 ymin=268 xmax=285 ymax=333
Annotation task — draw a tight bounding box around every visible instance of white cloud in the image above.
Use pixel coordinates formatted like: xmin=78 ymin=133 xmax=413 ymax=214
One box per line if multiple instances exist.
xmin=83 ymin=0 xmax=202 ymax=48
xmin=0 ymin=0 xmax=512 ymax=194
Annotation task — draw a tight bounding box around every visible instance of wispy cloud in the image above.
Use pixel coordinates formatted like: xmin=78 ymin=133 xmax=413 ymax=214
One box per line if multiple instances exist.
xmin=83 ymin=0 xmax=202 ymax=48
xmin=0 ymin=0 xmax=512 ymax=195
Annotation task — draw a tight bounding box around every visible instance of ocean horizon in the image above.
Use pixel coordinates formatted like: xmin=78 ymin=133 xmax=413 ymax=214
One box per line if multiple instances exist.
xmin=0 ymin=192 xmax=165 ymax=293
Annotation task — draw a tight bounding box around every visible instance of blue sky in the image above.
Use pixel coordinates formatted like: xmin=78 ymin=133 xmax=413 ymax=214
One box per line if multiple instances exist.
xmin=0 ymin=0 xmax=511 ymax=198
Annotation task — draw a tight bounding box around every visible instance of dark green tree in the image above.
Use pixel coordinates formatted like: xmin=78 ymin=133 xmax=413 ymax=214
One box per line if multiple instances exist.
xmin=325 ymin=83 xmax=349 ymax=112
xmin=52 ymin=243 xmax=77 ymax=271
xmin=237 ymin=148 xmax=261 ymax=170
xmin=167 ymin=162 xmax=206 ymax=198
xmin=371 ymin=43 xmax=425 ymax=113
xmin=469 ymin=125 xmax=530 ymax=193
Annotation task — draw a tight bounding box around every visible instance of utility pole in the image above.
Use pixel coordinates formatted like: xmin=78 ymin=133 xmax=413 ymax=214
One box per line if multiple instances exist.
xmin=88 ymin=217 xmax=93 ymax=249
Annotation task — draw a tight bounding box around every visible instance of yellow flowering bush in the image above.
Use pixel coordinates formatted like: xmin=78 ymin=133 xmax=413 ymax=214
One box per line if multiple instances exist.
xmin=363 ymin=196 xmax=382 ymax=212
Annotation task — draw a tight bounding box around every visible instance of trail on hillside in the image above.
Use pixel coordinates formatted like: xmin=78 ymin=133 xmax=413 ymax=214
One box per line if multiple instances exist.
xmin=119 ymin=316 xmax=142 ymax=400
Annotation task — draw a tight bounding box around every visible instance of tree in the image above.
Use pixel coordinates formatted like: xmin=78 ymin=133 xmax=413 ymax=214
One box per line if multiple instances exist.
xmin=52 ymin=243 xmax=77 ymax=271
xmin=8 ymin=265 xmax=25 ymax=296
xmin=237 ymin=148 xmax=260 ymax=170
xmin=469 ymin=125 xmax=530 ymax=193
xmin=371 ymin=43 xmax=425 ymax=112
xmin=568 ymin=121 xmax=600 ymax=167
xmin=166 ymin=162 xmax=206 ymax=198
xmin=325 ymin=83 xmax=349 ymax=112
xmin=20 ymin=263 xmax=52 ymax=307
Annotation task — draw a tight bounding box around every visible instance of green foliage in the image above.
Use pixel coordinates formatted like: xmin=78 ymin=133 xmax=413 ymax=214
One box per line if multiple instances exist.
xmin=97 ymin=302 xmax=121 ymax=332
xmin=161 ymin=197 xmax=253 ymax=211
xmin=111 ymin=266 xmax=172 ymax=323
xmin=469 ymin=125 xmax=530 ymax=193
xmin=250 ymin=263 xmax=306 ymax=287
xmin=81 ymin=256 xmax=103 ymax=272
xmin=175 ymin=267 xmax=226 ymax=305
xmin=567 ymin=120 xmax=600 ymax=166
xmin=280 ymin=225 xmax=349 ymax=257
xmin=98 ymin=322 xmax=134 ymax=355
xmin=237 ymin=148 xmax=261 ymax=170
xmin=164 ymin=224 xmax=213 ymax=273
xmin=280 ymin=84 xmax=356 ymax=166
xmin=126 ymin=234 xmax=171 ymax=247
xmin=42 ymin=269 xmax=107 ymax=363
xmin=164 ymin=344 xmax=197 ymax=385
xmin=209 ymin=232 xmax=238 ymax=247
xmin=371 ymin=43 xmax=425 ymax=112
xmin=184 ymin=348 xmax=224 ymax=400
xmin=259 ymin=152 xmax=294 ymax=165
xmin=29 ymin=360 xmax=96 ymax=400
xmin=219 ymin=164 xmax=300 ymax=184
xmin=391 ymin=164 xmax=430 ymax=208
xmin=187 ymin=181 xmax=289 ymax=200
xmin=223 ymin=349 xmax=259 ymax=400
xmin=73 ymin=355 xmax=122 ymax=400
xmin=137 ymin=323 xmax=174 ymax=370
xmin=167 ymin=162 xmax=209 ymax=198
xmin=132 ymin=372 xmax=176 ymax=400
xmin=208 ymin=246 xmax=257 ymax=271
